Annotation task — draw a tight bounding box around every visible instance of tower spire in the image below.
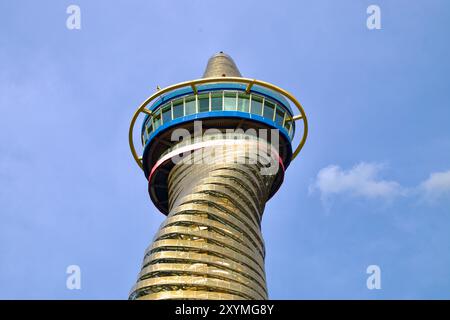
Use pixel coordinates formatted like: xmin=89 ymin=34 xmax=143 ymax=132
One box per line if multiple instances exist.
xmin=128 ymin=52 xmax=308 ymax=300
xmin=202 ymin=51 xmax=242 ymax=78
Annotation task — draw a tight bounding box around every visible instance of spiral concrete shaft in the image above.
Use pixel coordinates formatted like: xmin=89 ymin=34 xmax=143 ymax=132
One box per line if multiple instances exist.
xmin=129 ymin=132 xmax=280 ymax=300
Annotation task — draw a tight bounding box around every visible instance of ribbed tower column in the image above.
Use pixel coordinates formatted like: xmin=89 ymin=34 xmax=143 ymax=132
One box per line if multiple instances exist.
xmin=130 ymin=134 xmax=278 ymax=300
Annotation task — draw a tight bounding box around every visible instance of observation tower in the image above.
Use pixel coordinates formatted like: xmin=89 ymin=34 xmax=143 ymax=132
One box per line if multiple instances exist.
xmin=128 ymin=52 xmax=308 ymax=300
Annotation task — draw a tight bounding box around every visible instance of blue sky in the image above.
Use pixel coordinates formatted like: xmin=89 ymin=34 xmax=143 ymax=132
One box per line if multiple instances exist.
xmin=1 ymin=0 xmax=450 ymax=299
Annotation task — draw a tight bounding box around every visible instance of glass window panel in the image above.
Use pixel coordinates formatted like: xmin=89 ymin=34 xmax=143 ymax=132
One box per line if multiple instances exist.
xmin=162 ymin=105 xmax=171 ymax=124
xmin=237 ymin=93 xmax=250 ymax=112
xmin=251 ymin=95 xmax=263 ymax=115
xmin=153 ymin=110 xmax=161 ymax=129
xmin=224 ymin=92 xmax=236 ymax=110
xmin=275 ymin=106 xmax=285 ymax=126
xmin=263 ymin=100 xmax=275 ymax=120
xmin=142 ymin=130 xmax=147 ymax=143
xmin=211 ymin=92 xmax=222 ymax=111
xmin=173 ymin=99 xmax=184 ymax=119
xmin=185 ymin=96 xmax=196 ymax=115
xmin=198 ymin=94 xmax=209 ymax=112
xmin=146 ymin=121 xmax=153 ymax=135
xmin=284 ymin=118 xmax=292 ymax=134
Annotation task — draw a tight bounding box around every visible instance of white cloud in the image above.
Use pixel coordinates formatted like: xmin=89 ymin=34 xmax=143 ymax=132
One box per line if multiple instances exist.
xmin=420 ymin=170 xmax=450 ymax=202
xmin=309 ymin=162 xmax=405 ymax=204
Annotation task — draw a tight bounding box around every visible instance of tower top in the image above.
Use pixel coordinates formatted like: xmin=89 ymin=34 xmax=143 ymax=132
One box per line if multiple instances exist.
xmin=129 ymin=53 xmax=308 ymax=181
xmin=202 ymin=51 xmax=242 ymax=78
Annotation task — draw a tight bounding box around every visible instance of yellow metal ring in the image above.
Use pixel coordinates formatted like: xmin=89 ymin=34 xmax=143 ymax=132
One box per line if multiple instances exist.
xmin=129 ymin=77 xmax=308 ymax=170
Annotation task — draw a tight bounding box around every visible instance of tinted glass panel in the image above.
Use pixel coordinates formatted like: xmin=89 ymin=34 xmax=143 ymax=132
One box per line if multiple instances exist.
xmin=146 ymin=122 xmax=153 ymax=135
xmin=284 ymin=118 xmax=292 ymax=134
xmin=211 ymin=92 xmax=222 ymax=111
xmin=263 ymin=100 xmax=275 ymax=119
xmin=153 ymin=110 xmax=161 ymax=129
xmin=198 ymin=94 xmax=209 ymax=112
xmin=162 ymin=105 xmax=171 ymax=124
xmin=251 ymin=95 xmax=263 ymax=115
xmin=275 ymin=106 xmax=285 ymax=126
xmin=185 ymin=96 xmax=196 ymax=115
xmin=224 ymin=92 xmax=236 ymax=110
xmin=237 ymin=93 xmax=250 ymax=112
xmin=173 ymin=99 xmax=184 ymax=118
